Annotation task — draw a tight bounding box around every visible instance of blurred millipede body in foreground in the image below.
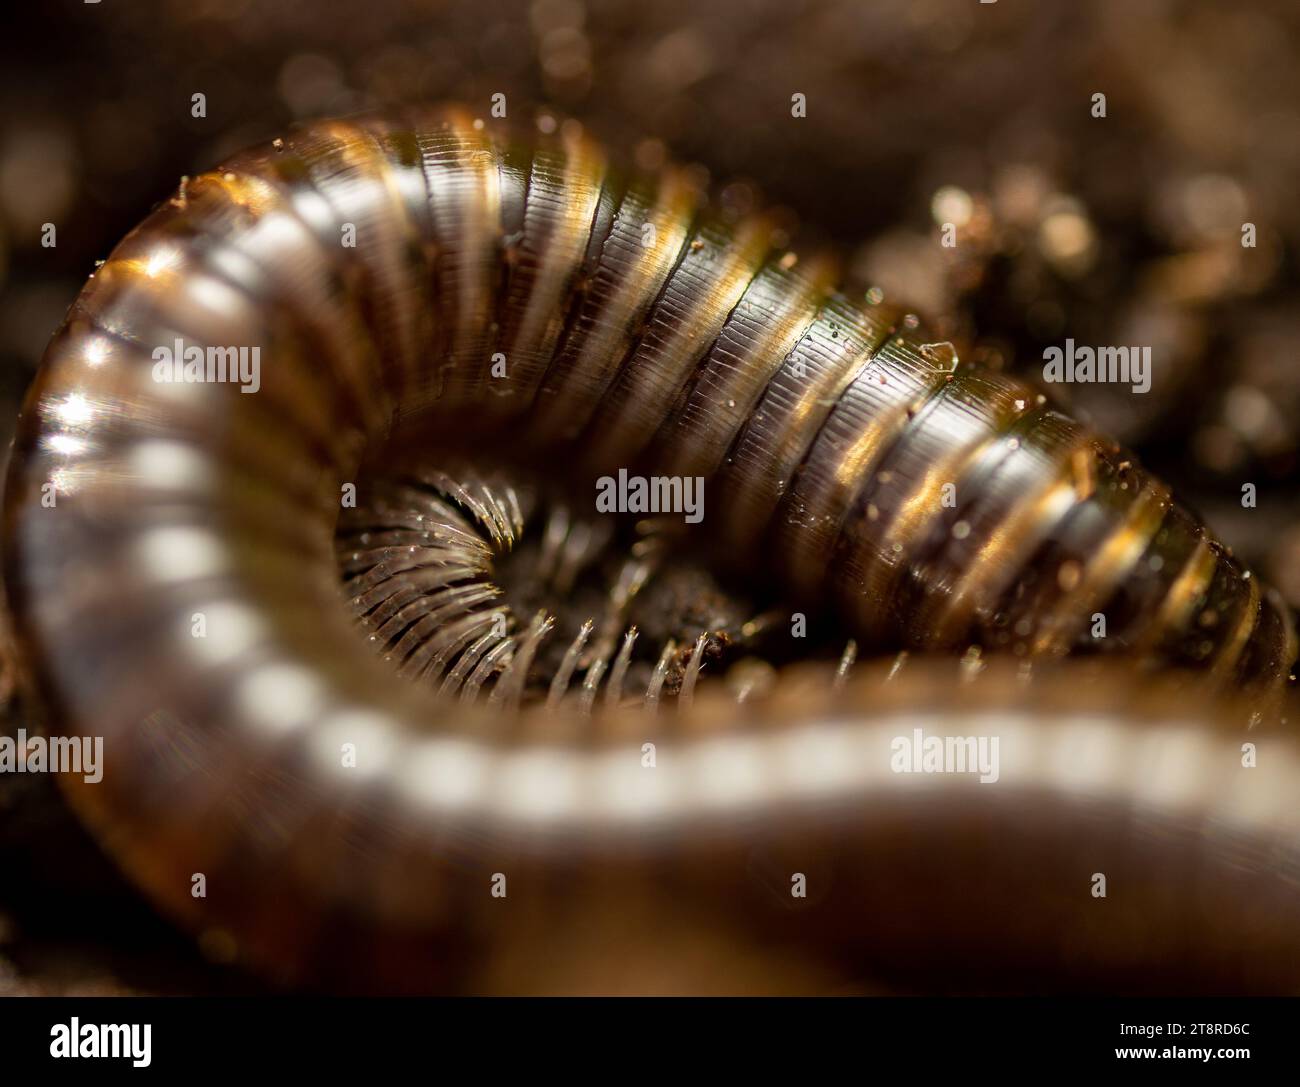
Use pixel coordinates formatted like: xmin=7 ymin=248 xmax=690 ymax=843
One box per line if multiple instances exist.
xmin=3 ymin=106 xmax=1298 ymax=993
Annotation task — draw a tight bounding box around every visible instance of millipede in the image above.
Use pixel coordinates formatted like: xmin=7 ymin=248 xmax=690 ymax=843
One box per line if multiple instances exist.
xmin=3 ymin=105 xmax=1300 ymax=994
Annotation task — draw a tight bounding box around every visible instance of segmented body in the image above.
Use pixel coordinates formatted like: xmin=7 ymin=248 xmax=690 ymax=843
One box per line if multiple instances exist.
xmin=3 ymin=107 xmax=1298 ymax=992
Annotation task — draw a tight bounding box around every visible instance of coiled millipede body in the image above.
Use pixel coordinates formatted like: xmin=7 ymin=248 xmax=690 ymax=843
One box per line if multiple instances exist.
xmin=4 ymin=106 xmax=1300 ymax=993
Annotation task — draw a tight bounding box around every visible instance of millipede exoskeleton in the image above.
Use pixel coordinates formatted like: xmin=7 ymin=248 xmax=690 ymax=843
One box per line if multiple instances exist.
xmin=3 ymin=106 xmax=1299 ymax=993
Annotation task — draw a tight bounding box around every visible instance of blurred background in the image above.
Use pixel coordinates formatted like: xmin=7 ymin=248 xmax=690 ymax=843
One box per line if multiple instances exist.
xmin=1 ymin=0 xmax=1298 ymax=992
